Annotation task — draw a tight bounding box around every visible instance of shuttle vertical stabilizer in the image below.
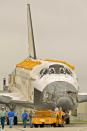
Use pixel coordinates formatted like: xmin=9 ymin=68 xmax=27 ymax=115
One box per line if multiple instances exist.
xmin=27 ymin=4 xmax=36 ymax=59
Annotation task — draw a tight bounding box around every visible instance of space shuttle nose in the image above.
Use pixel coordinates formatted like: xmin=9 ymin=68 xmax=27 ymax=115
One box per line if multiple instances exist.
xmin=42 ymin=81 xmax=77 ymax=110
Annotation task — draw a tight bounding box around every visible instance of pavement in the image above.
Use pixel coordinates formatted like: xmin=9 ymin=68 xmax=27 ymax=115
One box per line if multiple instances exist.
xmin=1 ymin=127 xmax=87 ymax=131
xmin=0 ymin=124 xmax=87 ymax=131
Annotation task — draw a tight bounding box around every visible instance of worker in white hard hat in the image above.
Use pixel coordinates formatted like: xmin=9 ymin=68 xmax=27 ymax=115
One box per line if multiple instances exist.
xmin=55 ymin=107 xmax=59 ymax=112
xmin=1 ymin=107 xmax=4 ymax=109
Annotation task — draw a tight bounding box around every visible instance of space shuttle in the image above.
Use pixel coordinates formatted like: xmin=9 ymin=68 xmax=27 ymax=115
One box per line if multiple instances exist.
xmin=0 ymin=4 xmax=87 ymax=113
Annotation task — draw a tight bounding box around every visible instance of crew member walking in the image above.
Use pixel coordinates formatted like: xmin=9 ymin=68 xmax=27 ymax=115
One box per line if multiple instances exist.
xmin=0 ymin=107 xmax=6 ymax=129
xmin=8 ymin=109 xmax=14 ymax=128
xmin=29 ymin=110 xmax=33 ymax=128
xmin=14 ymin=112 xmax=18 ymax=125
xmin=22 ymin=110 xmax=28 ymax=128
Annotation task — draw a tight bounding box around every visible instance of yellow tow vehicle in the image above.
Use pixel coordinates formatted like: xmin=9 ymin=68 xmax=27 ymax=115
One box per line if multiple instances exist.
xmin=32 ymin=109 xmax=65 ymax=127
xmin=32 ymin=110 xmax=56 ymax=127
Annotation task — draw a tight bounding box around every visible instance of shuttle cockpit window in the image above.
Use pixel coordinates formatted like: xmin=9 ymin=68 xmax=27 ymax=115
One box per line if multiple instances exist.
xmin=49 ymin=64 xmax=72 ymax=75
xmin=49 ymin=68 xmax=55 ymax=74
xmin=40 ymin=68 xmax=48 ymax=77
xmin=59 ymin=67 xmax=66 ymax=74
xmin=39 ymin=64 xmax=72 ymax=78
xmin=49 ymin=64 xmax=65 ymax=74
xmin=65 ymin=68 xmax=72 ymax=75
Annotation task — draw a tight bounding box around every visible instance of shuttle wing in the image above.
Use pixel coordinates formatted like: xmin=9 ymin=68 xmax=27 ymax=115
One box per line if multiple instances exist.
xmin=0 ymin=93 xmax=53 ymax=109
xmin=0 ymin=93 xmax=34 ymax=108
xmin=78 ymin=93 xmax=87 ymax=103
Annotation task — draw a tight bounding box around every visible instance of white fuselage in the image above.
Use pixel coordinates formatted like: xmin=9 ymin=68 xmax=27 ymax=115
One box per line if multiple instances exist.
xmin=30 ymin=60 xmax=79 ymax=110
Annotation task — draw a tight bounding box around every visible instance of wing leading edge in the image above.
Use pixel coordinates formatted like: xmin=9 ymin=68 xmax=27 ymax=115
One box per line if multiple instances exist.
xmin=0 ymin=93 xmax=34 ymax=108
xmin=78 ymin=93 xmax=87 ymax=103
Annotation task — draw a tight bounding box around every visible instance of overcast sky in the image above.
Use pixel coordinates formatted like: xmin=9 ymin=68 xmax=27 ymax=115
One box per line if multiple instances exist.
xmin=0 ymin=0 xmax=87 ymax=92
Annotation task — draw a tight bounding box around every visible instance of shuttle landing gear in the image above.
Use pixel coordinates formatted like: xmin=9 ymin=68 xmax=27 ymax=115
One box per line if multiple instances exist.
xmin=64 ymin=112 xmax=70 ymax=124
xmin=65 ymin=117 xmax=70 ymax=124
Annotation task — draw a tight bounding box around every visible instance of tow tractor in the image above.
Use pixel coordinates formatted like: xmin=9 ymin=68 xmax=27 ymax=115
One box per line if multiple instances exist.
xmin=32 ymin=109 xmax=65 ymax=127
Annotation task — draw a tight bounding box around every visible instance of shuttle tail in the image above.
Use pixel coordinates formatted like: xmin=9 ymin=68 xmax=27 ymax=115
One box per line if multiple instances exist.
xmin=27 ymin=4 xmax=36 ymax=59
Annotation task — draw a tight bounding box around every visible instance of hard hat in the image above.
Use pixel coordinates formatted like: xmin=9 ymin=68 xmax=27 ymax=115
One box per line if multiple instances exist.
xmin=55 ymin=107 xmax=59 ymax=111
xmin=2 ymin=107 xmax=5 ymax=109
